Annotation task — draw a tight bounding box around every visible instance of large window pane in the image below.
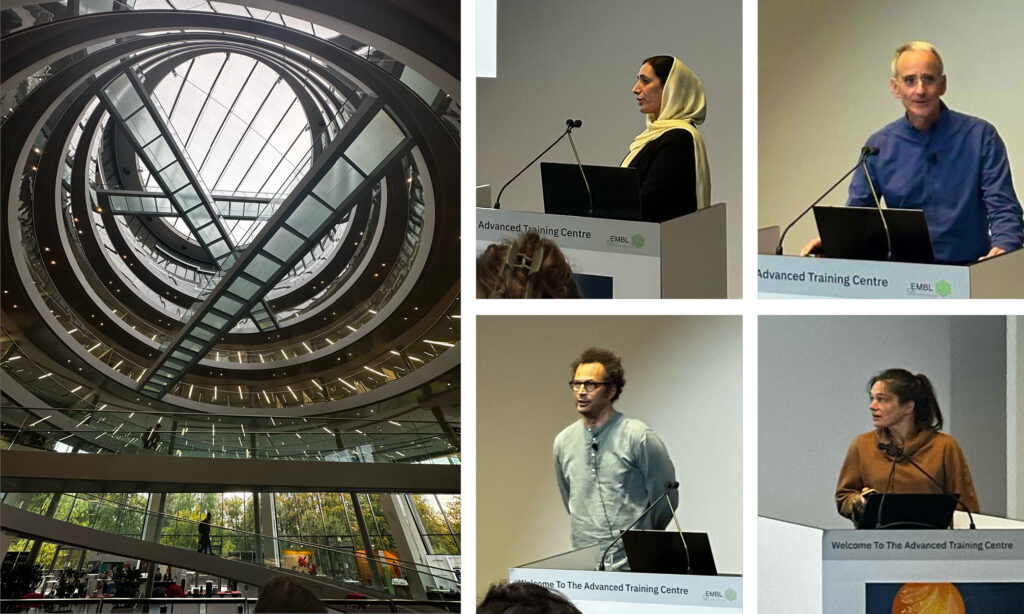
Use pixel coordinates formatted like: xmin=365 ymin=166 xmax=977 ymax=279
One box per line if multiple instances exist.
xmin=345 ymin=110 xmax=404 ymax=175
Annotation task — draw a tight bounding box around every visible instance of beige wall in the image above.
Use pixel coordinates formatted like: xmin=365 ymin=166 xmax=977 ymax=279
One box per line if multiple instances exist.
xmin=759 ymin=0 xmax=1024 ymax=250
xmin=476 ymin=316 xmax=742 ymax=598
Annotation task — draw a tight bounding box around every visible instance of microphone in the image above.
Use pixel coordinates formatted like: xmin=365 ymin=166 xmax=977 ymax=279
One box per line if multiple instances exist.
xmin=598 ymin=482 xmax=679 ymax=571
xmin=493 ymin=119 xmax=581 ymax=209
xmin=775 ymin=146 xmax=880 ymax=255
xmin=874 ymin=442 xmax=976 ymax=529
xmin=564 ymin=120 xmax=593 ymax=215
xmin=591 ymin=442 xmax=598 ymax=451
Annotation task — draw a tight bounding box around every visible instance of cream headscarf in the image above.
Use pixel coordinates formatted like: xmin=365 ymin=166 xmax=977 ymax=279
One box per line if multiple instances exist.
xmin=622 ymin=57 xmax=711 ymax=210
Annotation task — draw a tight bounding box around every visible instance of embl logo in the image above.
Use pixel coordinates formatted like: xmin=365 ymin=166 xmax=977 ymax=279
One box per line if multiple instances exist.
xmin=910 ymin=282 xmax=934 ymax=292
xmin=609 ymin=235 xmax=629 ymax=243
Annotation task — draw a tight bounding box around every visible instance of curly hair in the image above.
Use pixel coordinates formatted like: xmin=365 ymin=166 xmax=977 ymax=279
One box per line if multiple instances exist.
xmin=571 ymin=347 xmax=625 ymax=402
xmin=477 ymin=231 xmax=582 ymax=298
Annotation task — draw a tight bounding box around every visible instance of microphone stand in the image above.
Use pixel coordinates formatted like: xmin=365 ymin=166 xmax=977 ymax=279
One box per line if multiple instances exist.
xmin=598 ymin=482 xmax=678 ymax=571
xmin=876 ymin=442 xmax=975 ymax=529
xmin=775 ymin=147 xmax=879 ymax=255
xmin=565 ymin=125 xmax=593 ymax=216
xmin=493 ymin=119 xmax=582 ymax=209
xmin=862 ymin=159 xmax=893 ymax=260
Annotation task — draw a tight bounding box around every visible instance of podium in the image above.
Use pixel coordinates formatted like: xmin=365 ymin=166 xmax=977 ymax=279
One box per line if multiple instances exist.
xmin=477 ymin=204 xmax=728 ymax=298
xmin=507 ymin=545 xmax=742 ymax=613
xmin=759 ymin=514 xmax=1024 ymax=613
xmin=757 ymin=226 xmax=1024 ymax=298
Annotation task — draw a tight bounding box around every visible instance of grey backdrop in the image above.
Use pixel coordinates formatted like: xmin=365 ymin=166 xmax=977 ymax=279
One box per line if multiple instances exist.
xmin=478 ymin=0 xmax=743 ymax=297
xmin=759 ymin=316 xmax=1008 ymax=530
xmin=759 ymin=0 xmax=1024 ymax=249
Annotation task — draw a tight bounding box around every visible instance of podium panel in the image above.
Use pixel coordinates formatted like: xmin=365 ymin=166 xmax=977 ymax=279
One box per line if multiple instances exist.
xmin=758 ymin=248 xmax=1024 ymax=298
xmin=477 ymin=205 xmax=728 ymax=298
xmin=760 ymin=515 xmax=1024 ymax=613
xmin=823 ymin=529 xmax=1024 ymax=612
xmin=508 ymin=567 xmax=742 ymax=613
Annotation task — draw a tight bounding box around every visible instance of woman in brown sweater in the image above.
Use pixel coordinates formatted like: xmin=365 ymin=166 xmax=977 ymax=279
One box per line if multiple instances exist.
xmin=835 ymin=368 xmax=979 ymax=523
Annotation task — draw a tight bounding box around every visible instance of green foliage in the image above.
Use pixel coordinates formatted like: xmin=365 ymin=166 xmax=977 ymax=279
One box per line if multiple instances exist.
xmin=411 ymin=495 xmax=461 ymax=555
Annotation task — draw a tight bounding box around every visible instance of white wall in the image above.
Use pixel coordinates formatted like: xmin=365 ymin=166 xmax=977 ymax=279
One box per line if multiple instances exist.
xmin=476 ymin=316 xmax=742 ymax=597
xmin=478 ymin=0 xmax=743 ymax=297
xmin=759 ymin=0 xmax=1024 ymax=249
xmin=758 ymin=316 xmax=1008 ymax=530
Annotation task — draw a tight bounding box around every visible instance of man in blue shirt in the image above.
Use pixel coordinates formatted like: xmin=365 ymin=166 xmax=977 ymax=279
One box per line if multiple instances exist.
xmin=803 ymin=41 xmax=1023 ymax=264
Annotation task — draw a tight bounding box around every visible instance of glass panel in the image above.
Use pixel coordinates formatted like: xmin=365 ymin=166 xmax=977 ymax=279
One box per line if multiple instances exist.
xmin=212 ymin=295 xmax=244 ymax=316
xmin=262 ymin=228 xmax=303 ymax=262
xmin=125 ymin=196 xmax=141 ymax=212
xmin=311 ymin=156 xmax=362 ymax=206
xmin=399 ymin=66 xmax=441 ymax=106
xmin=207 ymin=240 xmax=229 ymax=258
xmin=143 ymin=137 xmax=176 ymax=170
xmin=159 ymin=162 xmax=189 ymax=192
xmin=108 ymin=195 xmax=128 ymax=211
xmin=345 ymin=110 xmax=405 ymax=175
xmin=125 ymin=110 xmax=161 ymax=146
xmin=198 ymin=312 xmax=228 ymax=330
xmin=187 ymin=207 xmax=213 ymax=228
xmin=285 ymin=197 xmax=332 ymax=235
xmin=105 ymin=75 xmax=144 ymax=118
xmin=190 ymin=328 xmax=215 ymax=342
xmin=244 ymin=253 xmax=277 ymax=282
xmin=227 ymin=277 xmax=260 ymax=300
xmin=174 ymin=186 xmax=203 ymax=212
xmin=196 ymin=224 xmax=221 ymax=244
xmin=171 ymin=351 xmax=192 ymax=362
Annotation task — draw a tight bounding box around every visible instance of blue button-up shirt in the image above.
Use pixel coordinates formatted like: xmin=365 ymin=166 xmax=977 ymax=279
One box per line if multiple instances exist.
xmin=554 ymin=411 xmax=677 ymax=570
xmin=848 ymin=104 xmax=1023 ymax=264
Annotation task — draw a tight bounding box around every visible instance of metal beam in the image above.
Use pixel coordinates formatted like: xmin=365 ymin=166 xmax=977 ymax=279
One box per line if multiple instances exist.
xmin=97 ymin=68 xmax=278 ymax=331
xmin=0 ymin=450 xmax=459 ymax=493
xmin=139 ymin=94 xmax=413 ymax=398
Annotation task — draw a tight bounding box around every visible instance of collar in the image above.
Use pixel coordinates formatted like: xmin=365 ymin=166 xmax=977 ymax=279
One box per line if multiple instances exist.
xmin=582 ymin=410 xmax=623 ymax=440
xmin=875 ymin=427 xmax=938 ymax=457
xmin=898 ymin=101 xmax=950 ymax=137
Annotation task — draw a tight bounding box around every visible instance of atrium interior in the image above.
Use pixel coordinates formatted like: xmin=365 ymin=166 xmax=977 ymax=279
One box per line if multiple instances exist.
xmin=1 ymin=0 xmax=460 ymax=610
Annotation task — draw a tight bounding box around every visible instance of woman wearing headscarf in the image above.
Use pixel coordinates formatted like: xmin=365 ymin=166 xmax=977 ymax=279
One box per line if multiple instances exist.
xmin=623 ymin=55 xmax=711 ymax=221
xmin=834 ymin=368 xmax=979 ymax=524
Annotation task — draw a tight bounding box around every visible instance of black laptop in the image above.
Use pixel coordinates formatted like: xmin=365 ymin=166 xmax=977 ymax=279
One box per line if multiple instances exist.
xmin=540 ymin=162 xmax=644 ymax=221
xmin=857 ymin=493 xmax=958 ymax=530
xmin=813 ymin=206 xmax=936 ymax=264
xmin=621 ymin=530 xmax=717 ymax=575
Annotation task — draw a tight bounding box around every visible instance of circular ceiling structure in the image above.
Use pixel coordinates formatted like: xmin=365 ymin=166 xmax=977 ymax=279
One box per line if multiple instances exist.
xmin=1 ymin=2 xmax=460 ymax=421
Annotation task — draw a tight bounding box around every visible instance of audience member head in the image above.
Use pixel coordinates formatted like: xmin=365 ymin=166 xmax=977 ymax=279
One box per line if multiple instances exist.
xmin=253 ymin=576 xmax=326 ymax=613
xmin=478 ymin=581 xmax=583 ymax=614
xmin=477 ymin=231 xmax=581 ymax=298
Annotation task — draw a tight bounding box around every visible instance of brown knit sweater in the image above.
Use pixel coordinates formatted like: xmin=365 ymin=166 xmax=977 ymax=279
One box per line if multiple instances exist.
xmin=835 ymin=429 xmax=980 ymax=520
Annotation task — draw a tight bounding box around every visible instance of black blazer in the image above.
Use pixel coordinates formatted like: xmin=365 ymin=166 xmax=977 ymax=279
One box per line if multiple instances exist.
xmin=625 ymin=129 xmax=697 ymax=222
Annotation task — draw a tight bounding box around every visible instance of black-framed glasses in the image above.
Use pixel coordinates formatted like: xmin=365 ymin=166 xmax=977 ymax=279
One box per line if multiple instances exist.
xmin=568 ymin=380 xmax=609 ymax=392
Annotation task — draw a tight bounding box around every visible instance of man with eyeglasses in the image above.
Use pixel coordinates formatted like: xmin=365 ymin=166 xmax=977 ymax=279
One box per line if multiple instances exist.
xmin=802 ymin=41 xmax=1023 ymax=264
xmin=553 ymin=347 xmax=676 ymax=570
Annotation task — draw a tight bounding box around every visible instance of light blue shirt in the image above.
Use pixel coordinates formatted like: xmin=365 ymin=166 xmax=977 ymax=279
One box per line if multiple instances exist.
xmin=554 ymin=411 xmax=677 ymax=570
